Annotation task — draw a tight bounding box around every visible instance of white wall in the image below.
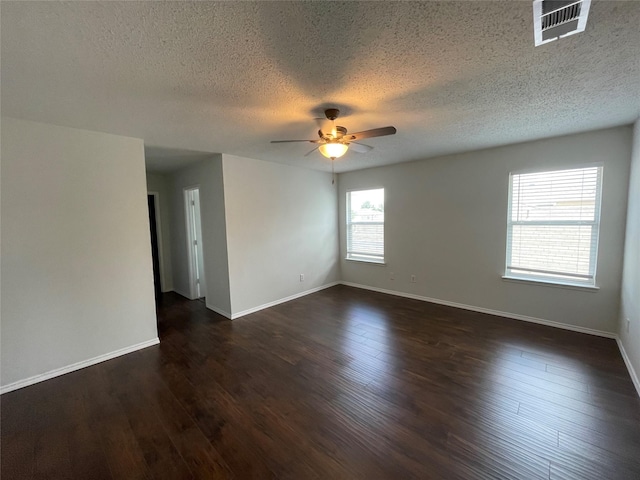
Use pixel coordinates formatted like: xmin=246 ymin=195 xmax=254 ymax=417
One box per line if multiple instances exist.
xmin=619 ymin=120 xmax=640 ymax=392
xmin=146 ymin=172 xmax=173 ymax=292
xmin=1 ymin=118 xmax=158 ymax=389
xmin=222 ymin=154 xmax=340 ymax=316
xmin=166 ymin=156 xmax=232 ymax=316
xmin=339 ymin=126 xmax=632 ymax=334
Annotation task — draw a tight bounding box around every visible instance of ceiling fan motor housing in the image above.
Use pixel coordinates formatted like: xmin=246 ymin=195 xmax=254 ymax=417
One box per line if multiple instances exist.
xmin=318 ymin=125 xmax=347 ymax=140
xmin=324 ymin=108 xmax=340 ymax=120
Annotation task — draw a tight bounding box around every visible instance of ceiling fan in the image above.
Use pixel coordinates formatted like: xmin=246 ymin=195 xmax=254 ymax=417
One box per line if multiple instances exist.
xmin=270 ymin=108 xmax=397 ymax=161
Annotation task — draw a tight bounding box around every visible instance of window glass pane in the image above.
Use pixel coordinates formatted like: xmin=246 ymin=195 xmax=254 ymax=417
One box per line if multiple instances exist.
xmin=511 ymin=167 xmax=599 ymax=222
xmin=347 ymin=188 xmax=384 ymax=262
xmin=509 ymin=224 xmax=594 ymax=277
xmin=506 ymin=166 xmax=602 ymax=286
xmin=348 ymin=224 xmax=384 ymax=255
xmin=349 ymin=189 xmax=384 ymax=222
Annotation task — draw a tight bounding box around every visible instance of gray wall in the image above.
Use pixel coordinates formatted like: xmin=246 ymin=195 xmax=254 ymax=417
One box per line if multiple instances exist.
xmin=222 ymin=154 xmax=340 ymax=316
xmin=2 ymin=118 xmax=636 ymax=394
xmin=339 ymin=126 xmax=632 ymax=334
xmin=1 ymin=118 xmax=158 ymax=388
xmin=166 ymin=156 xmax=232 ymax=316
xmin=619 ymin=120 xmax=640 ymax=389
xmin=146 ymin=172 xmax=173 ymax=292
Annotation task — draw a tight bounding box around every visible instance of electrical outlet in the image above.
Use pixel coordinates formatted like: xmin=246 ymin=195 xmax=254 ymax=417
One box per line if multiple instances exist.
xmin=300 ymin=274 xmax=304 ymax=282
xmin=627 ymin=318 xmax=631 ymax=333
xmin=390 ymin=272 xmax=395 ymax=280
xmin=410 ymin=275 xmax=416 ymax=283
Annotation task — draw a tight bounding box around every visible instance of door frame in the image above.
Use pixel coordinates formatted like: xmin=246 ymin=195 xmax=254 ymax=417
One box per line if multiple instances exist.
xmin=184 ymin=186 xmax=205 ymax=300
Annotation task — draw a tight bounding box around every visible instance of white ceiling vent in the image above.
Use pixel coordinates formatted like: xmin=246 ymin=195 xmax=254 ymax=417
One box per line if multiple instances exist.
xmin=533 ymin=0 xmax=592 ymax=46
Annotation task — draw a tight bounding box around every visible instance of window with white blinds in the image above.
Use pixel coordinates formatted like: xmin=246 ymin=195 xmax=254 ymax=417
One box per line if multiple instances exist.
xmin=505 ymin=166 xmax=603 ymax=286
xmin=346 ymin=188 xmax=384 ymax=263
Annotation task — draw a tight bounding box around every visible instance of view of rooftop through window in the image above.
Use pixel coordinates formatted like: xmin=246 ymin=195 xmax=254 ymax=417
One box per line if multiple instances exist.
xmin=506 ymin=166 xmax=602 ymax=285
xmin=347 ymin=188 xmax=385 ymax=263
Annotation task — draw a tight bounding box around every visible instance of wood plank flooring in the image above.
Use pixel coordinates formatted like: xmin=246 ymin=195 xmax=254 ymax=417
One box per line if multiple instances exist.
xmin=2 ymin=285 xmax=640 ymax=479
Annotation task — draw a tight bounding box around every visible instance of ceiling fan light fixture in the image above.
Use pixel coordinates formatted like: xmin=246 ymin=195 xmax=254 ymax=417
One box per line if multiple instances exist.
xmin=319 ymin=142 xmax=348 ymax=160
xmin=270 ymin=107 xmax=396 ymax=162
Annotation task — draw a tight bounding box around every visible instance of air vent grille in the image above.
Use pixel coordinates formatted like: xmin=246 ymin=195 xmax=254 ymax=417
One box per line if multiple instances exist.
xmin=542 ymin=2 xmax=581 ymax=29
xmin=533 ymin=0 xmax=592 ymax=46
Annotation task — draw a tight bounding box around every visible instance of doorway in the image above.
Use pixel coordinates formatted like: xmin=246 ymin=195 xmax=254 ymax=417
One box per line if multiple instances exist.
xmin=147 ymin=193 xmax=163 ymax=300
xmin=184 ymin=187 xmax=206 ymax=300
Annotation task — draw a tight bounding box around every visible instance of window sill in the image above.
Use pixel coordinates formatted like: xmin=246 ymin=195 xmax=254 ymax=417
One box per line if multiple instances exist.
xmin=345 ymin=258 xmax=386 ymax=266
xmin=501 ymin=275 xmax=599 ymax=292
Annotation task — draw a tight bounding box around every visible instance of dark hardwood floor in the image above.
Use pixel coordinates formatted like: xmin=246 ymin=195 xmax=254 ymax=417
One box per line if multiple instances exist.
xmin=2 ymin=285 xmax=640 ymax=479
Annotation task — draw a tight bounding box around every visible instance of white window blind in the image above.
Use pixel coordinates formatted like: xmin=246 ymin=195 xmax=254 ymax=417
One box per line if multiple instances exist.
xmin=347 ymin=188 xmax=384 ymax=263
xmin=506 ymin=166 xmax=603 ymax=286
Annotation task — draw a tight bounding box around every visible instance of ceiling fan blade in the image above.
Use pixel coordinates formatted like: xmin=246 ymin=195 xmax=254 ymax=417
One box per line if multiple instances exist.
xmin=304 ymin=146 xmax=319 ymax=157
xmin=348 ymin=142 xmax=373 ymax=154
xmin=343 ymin=126 xmax=397 ymax=141
xmin=270 ymin=139 xmax=319 ymax=143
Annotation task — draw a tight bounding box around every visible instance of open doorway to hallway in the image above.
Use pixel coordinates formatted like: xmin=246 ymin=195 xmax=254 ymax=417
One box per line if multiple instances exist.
xmin=147 ymin=193 xmax=163 ymax=301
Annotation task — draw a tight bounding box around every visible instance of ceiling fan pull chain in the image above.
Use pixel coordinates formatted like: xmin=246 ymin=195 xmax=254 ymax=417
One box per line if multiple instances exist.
xmin=332 ymin=160 xmax=335 ymax=185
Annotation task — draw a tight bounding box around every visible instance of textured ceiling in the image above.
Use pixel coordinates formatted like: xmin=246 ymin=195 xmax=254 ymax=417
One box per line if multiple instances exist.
xmin=144 ymin=146 xmax=217 ymax=174
xmin=2 ymin=1 xmax=639 ymax=173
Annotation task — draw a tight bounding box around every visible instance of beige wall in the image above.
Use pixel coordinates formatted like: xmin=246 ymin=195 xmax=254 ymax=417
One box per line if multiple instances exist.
xmin=619 ymin=120 xmax=640 ymax=392
xmin=1 ymin=118 xmax=158 ymax=389
xmin=339 ymin=126 xmax=632 ymax=334
xmin=222 ymin=154 xmax=340 ymax=316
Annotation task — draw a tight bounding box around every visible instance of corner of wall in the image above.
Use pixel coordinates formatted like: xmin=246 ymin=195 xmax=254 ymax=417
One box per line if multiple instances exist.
xmin=221 ymin=154 xmax=339 ymax=316
xmin=1 ymin=118 xmax=157 ymax=389
xmin=617 ymin=118 xmax=640 ymax=398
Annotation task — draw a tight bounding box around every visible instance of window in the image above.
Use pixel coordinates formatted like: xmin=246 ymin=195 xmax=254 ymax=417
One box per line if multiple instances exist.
xmin=505 ymin=166 xmax=603 ymax=287
xmin=346 ymin=188 xmax=384 ymax=263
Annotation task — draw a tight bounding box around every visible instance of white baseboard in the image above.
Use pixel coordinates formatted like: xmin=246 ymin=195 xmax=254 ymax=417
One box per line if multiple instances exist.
xmin=5 ymin=285 xmax=636 ymax=399
xmin=340 ymin=282 xmax=616 ymax=339
xmin=340 ymin=282 xmax=640 ymax=398
xmin=231 ymin=282 xmax=340 ymax=319
xmin=616 ymin=337 xmax=640 ymax=398
xmin=0 ymin=338 xmax=160 ymax=395
xmin=171 ymin=282 xmax=340 ymax=320
xmin=206 ymin=303 xmax=232 ymax=319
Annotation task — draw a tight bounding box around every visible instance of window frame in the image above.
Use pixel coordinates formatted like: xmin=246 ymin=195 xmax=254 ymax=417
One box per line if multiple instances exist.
xmin=503 ymin=164 xmax=603 ymax=289
xmin=346 ymin=187 xmax=385 ymax=264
